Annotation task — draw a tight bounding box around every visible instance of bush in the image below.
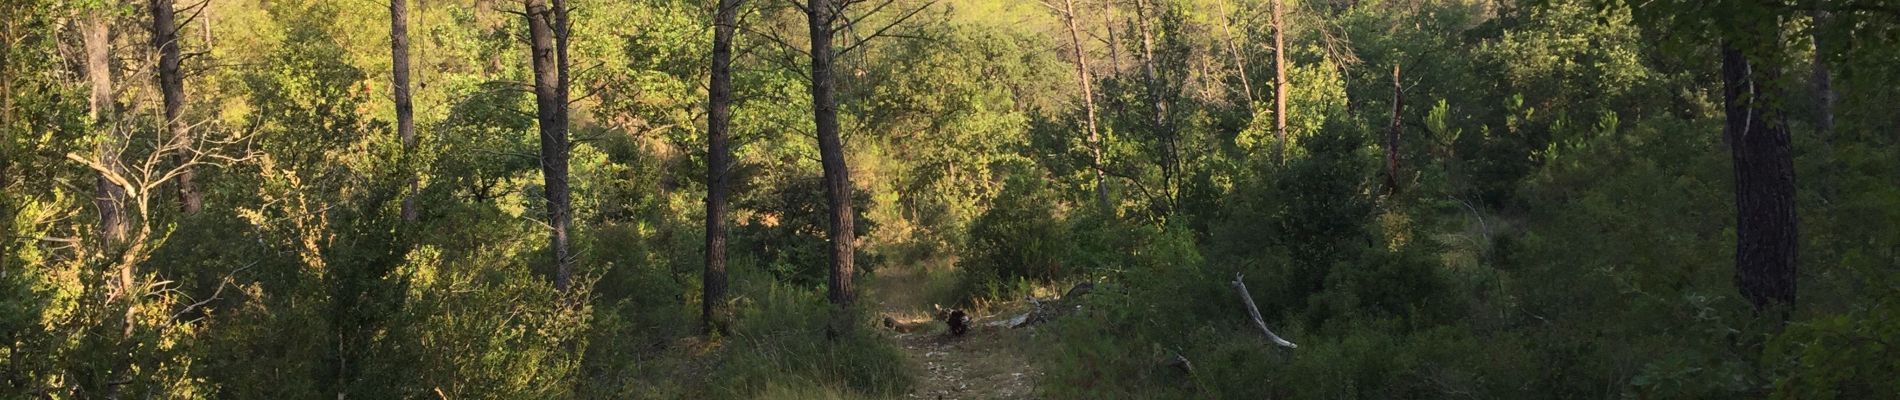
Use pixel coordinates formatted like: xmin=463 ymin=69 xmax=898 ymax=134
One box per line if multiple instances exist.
xmin=957 ymin=164 xmax=1076 ymax=301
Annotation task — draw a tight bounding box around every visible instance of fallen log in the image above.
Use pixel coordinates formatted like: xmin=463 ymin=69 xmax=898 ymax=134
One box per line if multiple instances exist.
xmin=1231 ymin=273 xmax=1298 ymax=348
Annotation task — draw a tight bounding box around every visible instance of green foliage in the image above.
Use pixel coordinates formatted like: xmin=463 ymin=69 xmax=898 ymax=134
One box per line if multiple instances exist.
xmin=6 ymin=0 xmax=1899 ymax=398
xmin=957 ymin=160 xmax=1077 ymax=300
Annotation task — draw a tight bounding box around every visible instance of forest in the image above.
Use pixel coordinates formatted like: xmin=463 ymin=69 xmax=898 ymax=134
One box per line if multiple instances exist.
xmin=3 ymin=0 xmax=1898 ymax=398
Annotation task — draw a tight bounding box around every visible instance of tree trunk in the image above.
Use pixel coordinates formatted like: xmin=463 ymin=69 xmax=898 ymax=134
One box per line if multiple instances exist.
xmin=1384 ymin=64 xmax=1402 ymax=194
xmin=85 ymin=12 xmax=128 ymax=245
xmin=703 ymin=0 xmax=741 ymax=335
xmin=525 ymin=0 xmax=573 ymax=293
xmin=1103 ymin=0 xmax=1121 ymax=76
xmin=1721 ymin=42 xmax=1798 ymax=312
xmin=1217 ymin=0 xmax=1252 ymax=106
xmin=1059 ymin=0 xmax=1108 ymax=209
xmin=152 ymin=0 xmax=199 ymax=214
xmin=1271 ymin=0 xmax=1287 ymax=165
xmin=391 ymin=0 xmax=418 ymax=222
xmin=1133 ymin=0 xmax=1175 ymax=210
xmin=1809 ymin=8 xmax=1835 ymax=140
xmin=808 ymin=0 xmax=855 ymax=308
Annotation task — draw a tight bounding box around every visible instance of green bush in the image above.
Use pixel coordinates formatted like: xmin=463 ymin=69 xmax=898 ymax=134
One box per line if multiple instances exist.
xmin=957 ymin=163 xmax=1077 ymax=301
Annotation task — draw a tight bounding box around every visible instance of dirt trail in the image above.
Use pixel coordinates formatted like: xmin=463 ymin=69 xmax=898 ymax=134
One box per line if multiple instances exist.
xmin=870 ymin=266 xmax=1042 ymax=399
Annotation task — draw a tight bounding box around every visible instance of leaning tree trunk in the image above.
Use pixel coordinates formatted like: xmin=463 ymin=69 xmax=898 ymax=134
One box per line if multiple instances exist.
xmin=152 ymin=0 xmax=199 ymax=214
xmin=1217 ymin=0 xmax=1253 ymax=106
xmin=808 ymin=0 xmax=855 ymax=309
xmin=391 ymin=0 xmax=418 ymax=222
xmin=1270 ymin=0 xmax=1287 ymax=165
xmin=85 ymin=11 xmax=128 ymax=245
xmin=1058 ymin=0 xmax=1108 ymax=209
xmin=525 ymin=0 xmax=573 ymax=293
xmin=1721 ymin=42 xmax=1799 ymax=312
xmin=703 ymin=0 xmax=742 ymax=334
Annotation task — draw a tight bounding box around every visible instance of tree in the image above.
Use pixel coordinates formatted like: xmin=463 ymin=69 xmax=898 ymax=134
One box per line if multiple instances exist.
xmin=1810 ymin=7 xmax=1835 ymax=139
xmin=808 ymin=0 xmax=855 ymax=310
xmin=1132 ymin=0 xmax=1177 ymax=212
xmin=151 ymin=0 xmax=199 ymax=214
xmin=1722 ymin=38 xmax=1798 ymax=312
xmin=1270 ymin=0 xmax=1287 ymax=165
xmin=1384 ymin=64 xmax=1402 ymax=194
xmin=1044 ymin=0 xmax=1108 ymax=208
xmin=391 ymin=0 xmax=418 ymax=222
xmin=1216 ymin=0 xmax=1252 ymax=106
xmin=525 ymin=0 xmax=574 ymax=293
xmin=704 ymin=0 xmax=742 ymax=334
xmin=84 ymin=6 xmax=127 ymax=244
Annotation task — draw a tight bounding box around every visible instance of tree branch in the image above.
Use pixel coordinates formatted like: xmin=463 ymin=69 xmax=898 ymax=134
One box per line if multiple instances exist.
xmin=1231 ymin=273 xmax=1297 ymax=348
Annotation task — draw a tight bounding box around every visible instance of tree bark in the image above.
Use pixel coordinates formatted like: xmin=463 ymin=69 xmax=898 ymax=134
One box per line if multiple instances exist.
xmin=1384 ymin=64 xmax=1402 ymax=194
xmin=152 ymin=0 xmax=199 ymax=214
xmin=703 ymin=0 xmax=741 ymax=335
xmin=1721 ymin=42 xmax=1798 ymax=312
xmin=525 ymin=0 xmax=573 ymax=293
xmin=391 ymin=0 xmax=417 ymax=221
xmin=1271 ymin=0 xmax=1287 ymax=165
xmin=85 ymin=12 xmax=128 ymax=245
xmin=808 ymin=0 xmax=855 ymax=308
xmin=391 ymin=0 xmax=418 ymax=222
xmin=1057 ymin=0 xmax=1108 ymax=209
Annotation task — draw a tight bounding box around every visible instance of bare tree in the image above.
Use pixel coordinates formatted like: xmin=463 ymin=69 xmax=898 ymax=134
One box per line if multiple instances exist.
xmin=1132 ymin=0 xmax=1177 ymax=211
xmin=391 ymin=0 xmax=418 ymax=221
xmin=1271 ymin=0 xmax=1287 ymax=165
xmin=1044 ymin=0 xmax=1108 ymax=209
xmin=1216 ymin=0 xmax=1252 ymax=106
xmin=68 ymin=111 xmax=253 ymax=400
xmin=1102 ymin=0 xmax=1122 ymax=76
xmin=151 ymin=0 xmax=200 ymax=214
xmin=704 ymin=0 xmax=743 ymax=335
xmin=525 ymin=0 xmax=574 ymax=293
xmin=1383 ymin=64 xmax=1402 ymax=194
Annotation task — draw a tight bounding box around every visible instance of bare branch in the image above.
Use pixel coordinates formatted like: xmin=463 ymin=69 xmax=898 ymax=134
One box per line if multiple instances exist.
xmin=1231 ymin=273 xmax=1297 ymax=348
xmin=835 ymin=0 xmax=938 ymax=57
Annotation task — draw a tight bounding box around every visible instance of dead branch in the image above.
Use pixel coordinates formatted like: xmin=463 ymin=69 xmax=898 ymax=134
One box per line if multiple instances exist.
xmin=1231 ymin=273 xmax=1297 ymax=348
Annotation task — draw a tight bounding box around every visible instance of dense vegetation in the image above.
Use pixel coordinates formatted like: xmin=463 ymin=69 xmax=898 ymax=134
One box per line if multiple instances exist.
xmin=3 ymin=0 xmax=1896 ymax=398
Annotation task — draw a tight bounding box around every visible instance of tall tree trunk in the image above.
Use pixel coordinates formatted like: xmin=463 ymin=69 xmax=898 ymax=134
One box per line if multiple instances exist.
xmin=1133 ymin=0 xmax=1174 ymax=211
xmin=525 ymin=0 xmax=572 ymax=293
xmin=391 ymin=0 xmax=418 ymax=222
xmin=1809 ymin=8 xmax=1834 ymax=140
xmin=1271 ymin=0 xmax=1287 ymax=165
xmin=1217 ymin=0 xmax=1252 ymax=106
xmin=1384 ymin=64 xmax=1402 ymax=194
xmin=703 ymin=0 xmax=741 ymax=335
xmin=808 ymin=0 xmax=855 ymax=309
xmin=1058 ymin=0 xmax=1108 ymax=209
xmin=85 ymin=12 xmax=128 ymax=245
xmin=1103 ymin=0 xmax=1121 ymax=76
xmin=1721 ymin=42 xmax=1799 ymax=312
xmin=152 ymin=0 xmax=198 ymax=215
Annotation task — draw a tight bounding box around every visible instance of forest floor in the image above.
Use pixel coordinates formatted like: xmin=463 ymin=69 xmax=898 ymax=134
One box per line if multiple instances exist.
xmin=870 ymin=266 xmax=1043 ymax=400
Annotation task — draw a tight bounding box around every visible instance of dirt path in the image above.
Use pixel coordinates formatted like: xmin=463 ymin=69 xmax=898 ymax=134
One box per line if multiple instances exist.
xmin=870 ymin=266 xmax=1042 ymax=399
